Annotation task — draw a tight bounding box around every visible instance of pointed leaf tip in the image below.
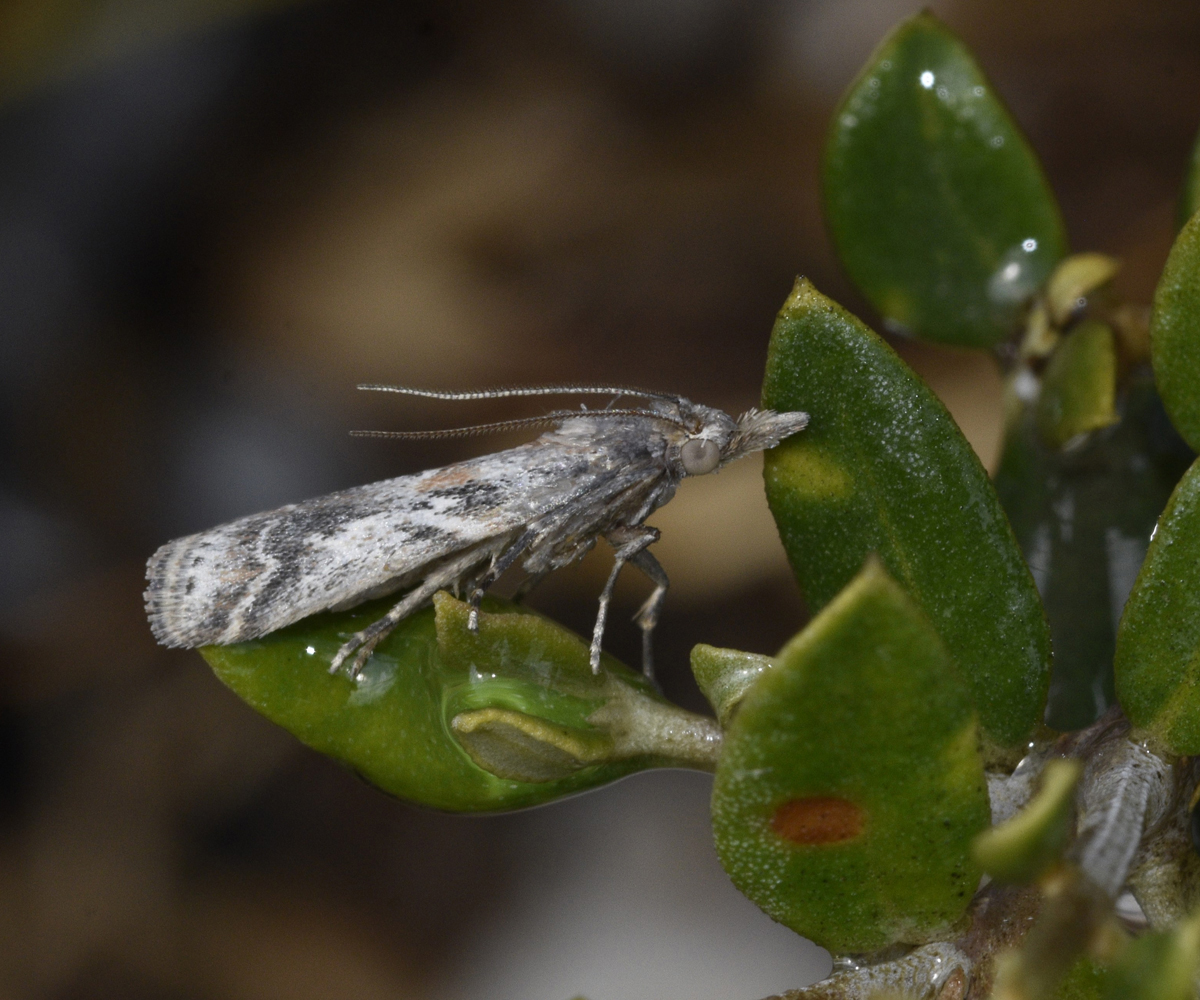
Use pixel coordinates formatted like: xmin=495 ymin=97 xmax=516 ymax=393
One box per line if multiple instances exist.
xmin=972 ymin=758 xmax=1081 ymax=883
xmin=763 ymin=281 xmax=1051 ymax=757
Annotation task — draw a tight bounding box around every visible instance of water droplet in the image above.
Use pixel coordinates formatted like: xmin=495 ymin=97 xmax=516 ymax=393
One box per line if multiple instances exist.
xmin=988 ymin=244 xmax=1041 ymax=306
xmin=920 ymin=70 xmax=935 ymax=89
xmin=1022 ymin=238 xmax=1038 ymax=252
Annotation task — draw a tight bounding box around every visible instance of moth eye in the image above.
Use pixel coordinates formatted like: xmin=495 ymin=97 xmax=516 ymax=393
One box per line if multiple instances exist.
xmin=681 ymin=437 xmax=721 ymax=475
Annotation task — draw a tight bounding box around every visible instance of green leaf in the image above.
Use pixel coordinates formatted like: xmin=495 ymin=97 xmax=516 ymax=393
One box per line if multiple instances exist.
xmin=1178 ymin=125 xmax=1200 ymax=229
xmin=1035 ymin=320 xmax=1119 ymax=450
xmin=822 ymin=11 xmax=1067 ymax=348
xmin=1103 ymin=911 xmax=1200 ymax=1000
xmin=449 ymin=707 xmax=616 ymax=783
xmin=690 ymin=644 xmax=772 ymax=728
xmin=762 ymin=278 xmax=1051 ymax=759
xmin=1045 ymin=254 xmax=1120 ymax=327
xmin=711 ymin=560 xmax=989 ymax=953
xmin=1151 ymin=209 xmax=1200 ymax=451
xmin=1115 ymin=457 xmax=1200 ymax=754
xmin=995 ymin=374 xmax=1193 ymax=731
xmin=1054 ymin=958 xmax=1110 ymax=1000
xmin=972 ymin=758 xmax=1080 ymax=884
xmin=202 ymin=592 xmax=719 ymax=811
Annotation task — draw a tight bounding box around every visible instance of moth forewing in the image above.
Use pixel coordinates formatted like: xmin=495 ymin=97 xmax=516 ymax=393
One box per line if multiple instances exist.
xmin=145 ymin=432 xmax=628 ymax=648
xmin=145 ymin=389 xmax=808 ymax=681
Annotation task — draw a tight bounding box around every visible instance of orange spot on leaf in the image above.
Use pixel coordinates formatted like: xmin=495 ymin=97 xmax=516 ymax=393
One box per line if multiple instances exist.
xmin=771 ymin=797 xmax=864 ymax=844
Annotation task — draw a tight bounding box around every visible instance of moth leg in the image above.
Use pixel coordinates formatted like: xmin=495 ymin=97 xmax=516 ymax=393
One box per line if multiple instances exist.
xmin=467 ymin=529 xmax=536 ymax=630
xmin=590 ymin=561 xmax=624 ymax=675
xmin=627 ymin=547 xmax=669 ymax=682
xmin=328 ymin=580 xmax=441 ymax=678
xmin=589 ymin=528 xmax=659 ymax=674
xmin=329 ymin=549 xmax=489 ymax=679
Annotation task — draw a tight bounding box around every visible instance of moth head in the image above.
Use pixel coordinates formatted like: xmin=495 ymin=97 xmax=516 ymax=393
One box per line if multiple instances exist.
xmin=668 ymin=402 xmax=809 ymax=477
xmin=663 ymin=401 xmax=737 ymax=477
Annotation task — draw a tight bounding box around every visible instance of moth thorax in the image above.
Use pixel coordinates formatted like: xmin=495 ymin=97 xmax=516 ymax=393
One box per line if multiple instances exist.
xmin=681 ymin=437 xmax=721 ymax=475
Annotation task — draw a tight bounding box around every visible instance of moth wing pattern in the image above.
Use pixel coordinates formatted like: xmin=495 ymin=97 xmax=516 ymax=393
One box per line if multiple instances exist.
xmin=145 ymin=435 xmax=621 ymax=648
xmin=144 ymin=394 xmax=810 ymax=679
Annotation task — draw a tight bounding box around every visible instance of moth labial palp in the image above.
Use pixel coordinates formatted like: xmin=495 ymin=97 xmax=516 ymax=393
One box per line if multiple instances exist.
xmin=144 ymin=384 xmax=809 ymax=681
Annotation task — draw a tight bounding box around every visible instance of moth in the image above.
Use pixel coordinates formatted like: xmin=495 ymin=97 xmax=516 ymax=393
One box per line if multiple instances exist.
xmin=145 ymin=385 xmax=808 ymax=680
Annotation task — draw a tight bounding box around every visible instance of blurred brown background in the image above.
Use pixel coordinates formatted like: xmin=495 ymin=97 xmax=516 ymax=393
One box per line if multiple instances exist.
xmin=0 ymin=1 xmax=1197 ymax=997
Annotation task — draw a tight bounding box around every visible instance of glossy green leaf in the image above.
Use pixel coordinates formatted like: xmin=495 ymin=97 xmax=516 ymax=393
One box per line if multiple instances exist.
xmin=762 ymin=278 xmax=1050 ymax=759
xmin=1035 ymin=320 xmax=1119 ymax=450
xmin=711 ymin=561 xmax=989 ymax=953
xmin=1103 ymin=911 xmax=1200 ymax=1000
xmin=1115 ymin=457 xmax=1200 ymax=753
xmin=995 ymin=372 xmax=1193 ymax=731
xmin=202 ymin=592 xmax=719 ymax=811
xmin=972 ymin=758 xmax=1080 ymax=884
xmin=822 ymin=11 xmax=1067 ymax=348
xmin=1151 ymin=209 xmax=1200 ymax=451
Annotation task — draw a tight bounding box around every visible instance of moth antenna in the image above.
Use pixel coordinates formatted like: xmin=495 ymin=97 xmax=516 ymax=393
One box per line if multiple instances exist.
xmin=357 ymin=383 xmax=678 ymax=402
xmin=559 ymin=408 xmax=690 ymax=429
xmin=350 ymin=415 xmax=564 ymax=440
xmin=350 ymin=408 xmax=689 ymax=441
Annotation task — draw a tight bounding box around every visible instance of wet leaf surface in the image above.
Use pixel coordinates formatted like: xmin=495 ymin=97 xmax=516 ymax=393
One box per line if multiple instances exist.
xmin=997 ymin=374 xmax=1193 ymax=731
xmin=822 ymin=11 xmax=1066 ymax=348
xmin=202 ymin=592 xmax=717 ymax=811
